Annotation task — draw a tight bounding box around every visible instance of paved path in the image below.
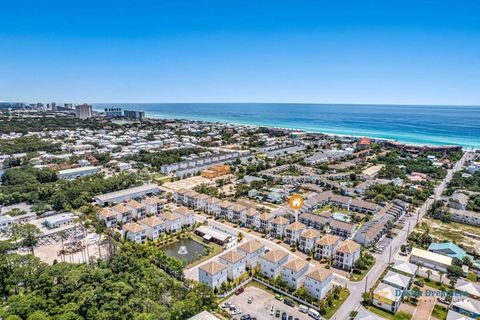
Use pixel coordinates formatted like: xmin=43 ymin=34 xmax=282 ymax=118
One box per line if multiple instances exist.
xmin=332 ymin=151 xmax=470 ymax=319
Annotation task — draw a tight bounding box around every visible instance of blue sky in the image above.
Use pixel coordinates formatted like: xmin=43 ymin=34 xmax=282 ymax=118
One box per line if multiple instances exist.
xmin=1 ymin=0 xmax=479 ymax=105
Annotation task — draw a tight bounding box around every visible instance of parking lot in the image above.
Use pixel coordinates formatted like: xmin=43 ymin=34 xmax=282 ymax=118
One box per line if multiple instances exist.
xmin=224 ymin=285 xmax=308 ymax=320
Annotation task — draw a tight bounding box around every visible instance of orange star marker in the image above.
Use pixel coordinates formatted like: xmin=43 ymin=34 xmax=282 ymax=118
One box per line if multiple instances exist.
xmin=289 ymin=194 xmax=304 ymax=210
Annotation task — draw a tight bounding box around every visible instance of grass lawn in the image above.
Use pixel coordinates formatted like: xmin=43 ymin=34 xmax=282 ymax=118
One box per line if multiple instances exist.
xmin=323 ymin=288 xmax=350 ymax=319
xmin=185 ymin=233 xmax=223 ymax=268
xmin=367 ymin=306 xmax=412 ymax=320
xmin=418 ymin=277 xmax=453 ymax=291
xmin=431 ymin=304 xmax=448 ymax=320
xmin=350 ymin=256 xmax=376 ymax=282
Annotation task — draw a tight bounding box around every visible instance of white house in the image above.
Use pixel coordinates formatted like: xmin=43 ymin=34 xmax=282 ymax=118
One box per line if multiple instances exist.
xmin=207 ymin=197 xmax=222 ymax=216
xmin=391 ymin=260 xmax=418 ymax=277
xmin=299 ymin=229 xmax=320 ymax=254
xmin=245 ymin=208 xmax=260 ymax=229
xmin=381 ymin=271 xmax=411 ymax=291
xmin=97 ymin=208 xmax=117 ymax=228
xmin=285 ymin=221 xmax=306 ymax=245
xmin=0 ymin=215 xmax=13 ymax=231
xmin=271 ymin=217 xmax=289 ymax=238
xmin=304 ymin=268 xmax=333 ymax=300
xmin=260 ymin=249 xmax=289 ymax=279
xmin=281 ymin=258 xmax=309 ymax=289
xmin=259 ymin=212 xmax=273 ymax=233
xmin=122 ymin=222 xmax=147 ymax=243
xmin=198 ymin=261 xmax=228 ymax=289
xmin=159 ymin=211 xmax=182 ymax=233
xmin=315 ymin=234 xmax=342 ymax=260
xmin=237 ymin=240 xmax=265 ymax=269
xmin=372 ymin=283 xmax=402 ymax=313
xmin=43 ymin=213 xmax=74 ymax=229
xmin=139 ymin=216 xmax=165 ymax=240
xmin=218 ymin=251 xmax=247 ymax=280
xmin=334 ymin=239 xmax=361 ymax=271
xmin=112 ymin=203 xmax=133 ymax=224
xmin=173 ymin=206 xmax=195 ymax=227
xmin=142 ymin=196 xmax=164 ymax=215
xmin=125 ymin=199 xmax=147 ymax=219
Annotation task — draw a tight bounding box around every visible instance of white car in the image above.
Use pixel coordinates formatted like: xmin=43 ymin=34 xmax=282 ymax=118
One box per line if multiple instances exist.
xmin=248 ymin=297 xmax=253 ymax=304
xmin=269 ymin=306 xmax=275 ymax=315
xmin=231 ymin=308 xmax=242 ymax=315
xmin=221 ymin=302 xmax=231 ymax=308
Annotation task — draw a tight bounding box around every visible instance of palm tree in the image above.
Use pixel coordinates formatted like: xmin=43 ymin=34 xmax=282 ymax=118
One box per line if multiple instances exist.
xmin=18 ymin=224 xmax=41 ymax=256
xmin=426 ymin=269 xmax=432 ymax=280
xmin=58 ymin=230 xmax=68 ymax=262
xmin=439 ymin=271 xmax=445 ymax=283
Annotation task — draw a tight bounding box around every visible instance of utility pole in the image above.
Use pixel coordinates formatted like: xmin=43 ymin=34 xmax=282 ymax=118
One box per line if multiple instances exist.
xmin=389 ymin=246 xmax=392 ymax=264
xmin=364 ymin=275 xmax=368 ymax=293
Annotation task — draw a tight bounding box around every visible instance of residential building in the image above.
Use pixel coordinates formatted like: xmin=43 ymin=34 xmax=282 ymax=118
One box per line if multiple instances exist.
xmin=391 ymin=260 xmax=418 ymax=277
xmin=259 ymin=212 xmax=273 ymax=233
xmin=372 ymin=283 xmax=402 ymax=313
xmin=122 ymin=222 xmax=147 ymax=243
xmin=142 ymin=196 xmax=164 ymax=215
xmin=218 ymin=200 xmax=234 ymax=219
xmin=173 ymin=206 xmax=195 ymax=227
xmin=285 ymin=221 xmax=306 ymax=245
xmin=206 ymin=197 xmax=222 ymax=216
xmin=259 ymin=249 xmax=289 ymax=279
xmin=97 ymin=208 xmax=117 ymax=228
xmin=198 ymin=261 xmax=228 ymax=289
xmin=237 ymin=240 xmax=265 ymax=269
xmin=381 ymin=271 xmax=411 ymax=291
xmin=299 ymin=229 xmax=320 ymax=254
xmin=201 ymin=164 xmax=231 ymax=179
xmin=218 ymin=251 xmax=247 ymax=280
xmin=75 ymin=103 xmax=92 ymax=119
xmin=94 ymin=183 xmax=160 ymax=206
xmin=57 ymin=166 xmax=100 ymax=179
xmin=159 ymin=211 xmax=182 ymax=233
xmin=303 ymin=268 xmax=333 ymax=300
xmin=112 ymin=203 xmax=133 ymax=224
xmin=329 ymin=220 xmax=356 ymax=239
xmin=245 ymin=208 xmax=260 ymax=229
xmin=455 ymin=279 xmax=480 ymax=300
xmin=231 ymin=203 xmax=247 ymax=224
xmin=334 ymin=239 xmax=361 ymax=271
xmin=271 ymin=216 xmax=289 ymax=238
xmin=281 ymin=258 xmax=309 ymax=289
xmin=125 ymin=199 xmax=147 ymax=219
xmin=43 ymin=214 xmax=74 ymax=229
xmin=315 ymin=234 xmax=342 ymax=261
xmin=0 ymin=215 xmax=13 ymax=231
xmin=450 ymin=297 xmax=480 ymax=319
xmin=139 ymin=216 xmax=165 ymax=240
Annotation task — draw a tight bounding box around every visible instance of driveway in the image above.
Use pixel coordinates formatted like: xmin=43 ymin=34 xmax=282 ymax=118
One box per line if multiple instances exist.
xmin=411 ymin=286 xmax=437 ymax=320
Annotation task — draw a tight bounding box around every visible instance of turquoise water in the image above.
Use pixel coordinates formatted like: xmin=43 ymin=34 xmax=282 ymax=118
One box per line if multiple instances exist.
xmin=93 ymin=103 xmax=480 ymax=149
xmin=332 ymin=212 xmax=351 ymax=223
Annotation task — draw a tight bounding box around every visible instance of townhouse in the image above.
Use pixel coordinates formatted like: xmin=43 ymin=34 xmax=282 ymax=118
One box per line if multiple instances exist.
xmin=237 ymin=240 xmax=265 ymax=269
xmin=245 ymin=208 xmax=260 ymax=229
xmin=299 ymin=212 xmax=330 ymax=231
xmin=125 ymin=199 xmax=147 ymax=219
xmin=206 ymin=197 xmax=222 ymax=216
xmin=198 ymin=261 xmax=228 ymax=289
xmin=334 ymin=239 xmax=361 ymax=271
xmin=122 ymin=222 xmax=147 ymax=243
xmin=271 ymin=216 xmax=290 ymax=238
xmin=97 ymin=207 xmax=117 ymax=228
xmin=315 ymin=234 xmax=342 ymax=261
xmin=299 ymin=228 xmax=321 ymax=254
xmin=142 ymin=196 xmax=165 ymax=215
xmin=159 ymin=211 xmax=182 ymax=233
xmin=112 ymin=203 xmax=133 ymax=224
xmin=329 ymin=220 xmax=356 ymax=239
xmin=218 ymin=251 xmax=247 ymax=280
xmin=139 ymin=216 xmax=165 ymax=240
xmin=231 ymin=203 xmax=247 ymax=224
xmin=285 ymin=221 xmax=306 ymax=245
xmin=173 ymin=206 xmax=195 ymax=227
xmin=260 ymin=249 xmax=289 ymax=279
xmin=281 ymin=258 xmax=309 ymax=289
xmin=194 ymin=193 xmax=211 ymax=212
xmin=174 ymin=188 xmax=189 ymax=205
xmin=303 ymin=268 xmax=334 ymax=300
xmin=259 ymin=212 xmax=273 ymax=233
xmin=218 ymin=200 xmax=234 ymax=219
xmin=185 ymin=190 xmax=200 ymax=207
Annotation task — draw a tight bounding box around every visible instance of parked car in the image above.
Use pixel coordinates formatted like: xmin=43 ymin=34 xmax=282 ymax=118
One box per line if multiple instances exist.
xmin=235 ymin=287 xmax=244 ymax=295
xmin=281 ymin=312 xmax=287 ymax=320
xmin=269 ymin=306 xmax=275 ymax=315
xmin=240 ymin=315 xmax=251 ymax=320
xmin=275 ymin=310 xmax=280 ymax=318
xmin=414 ymin=280 xmax=424 ymax=287
xmin=275 ymin=294 xmax=283 ymax=301
xmin=231 ymin=308 xmax=242 ymax=315
xmin=221 ymin=302 xmax=231 ymax=308
xmin=288 ymin=316 xmax=293 ymax=320
xmin=284 ymin=299 xmax=295 ymax=307
xmin=299 ymin=305 xmax=309 ymax=313
xmin=248 ymin=296 xmax=253 ymax=304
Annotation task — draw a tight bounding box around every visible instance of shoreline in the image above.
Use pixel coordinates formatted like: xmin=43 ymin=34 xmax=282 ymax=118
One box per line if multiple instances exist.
xmin=92 ymin=105 xmax=478 ymax=150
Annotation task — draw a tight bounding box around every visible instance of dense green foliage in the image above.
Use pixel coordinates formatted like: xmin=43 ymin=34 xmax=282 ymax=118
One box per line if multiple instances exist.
xmin=468 ymin=194 xmax=480 ymax=212
xmin=375 ymin=151 xmax=447 ymax=180
xmin=0 ymin=116 xmax=113 ymax=134
xmin=125 ymin=148 xmax=204 ymax=170
xmin=445 ymin=171 xmax=480 ymax=195
xmin=0 ymin=136 xmax=61 ymax=155
xmin=365 ymin=183 xmax=432 ymax=206
xmin=0 ymin=242 xmax=216 ymax=320
xmin=0 ymin=168 xmax=139 ymax=211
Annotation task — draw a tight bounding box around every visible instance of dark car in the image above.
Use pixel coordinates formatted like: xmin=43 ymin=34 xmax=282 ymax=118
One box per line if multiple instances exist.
xmin=288 ymin=316 xmax=293 ymax=320
xmin=284 ymin=299 xmax=295 ymax=307
xmin=240 ymin=315 xmax=251 ymax=320
xmin=235 ymin=287 xmax=244 ymax=295
xmin=281 ymin=312 xmax=287 ymax=320
xmin=275 ymin=310 xmax=280 ymax=318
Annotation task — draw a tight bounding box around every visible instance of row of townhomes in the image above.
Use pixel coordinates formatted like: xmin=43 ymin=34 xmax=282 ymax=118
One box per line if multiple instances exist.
xmin=95 ymin=184 xmax=195 ymax=243
xmin=198 ymin=240 xmax=335 ymax=301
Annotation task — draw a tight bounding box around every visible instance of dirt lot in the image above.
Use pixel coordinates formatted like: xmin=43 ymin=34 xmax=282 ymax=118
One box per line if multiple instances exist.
xmin=224 ymin=285 xmax=309 ymax=319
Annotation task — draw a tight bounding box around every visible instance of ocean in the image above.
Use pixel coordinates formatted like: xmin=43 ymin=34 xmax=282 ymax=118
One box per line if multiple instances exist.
xmin=92 ymin=103 xmax=480 ymax=149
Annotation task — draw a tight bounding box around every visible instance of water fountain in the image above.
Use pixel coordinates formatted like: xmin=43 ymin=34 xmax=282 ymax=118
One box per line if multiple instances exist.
xmin=177 ymin=245 xmax=188 ymax=255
